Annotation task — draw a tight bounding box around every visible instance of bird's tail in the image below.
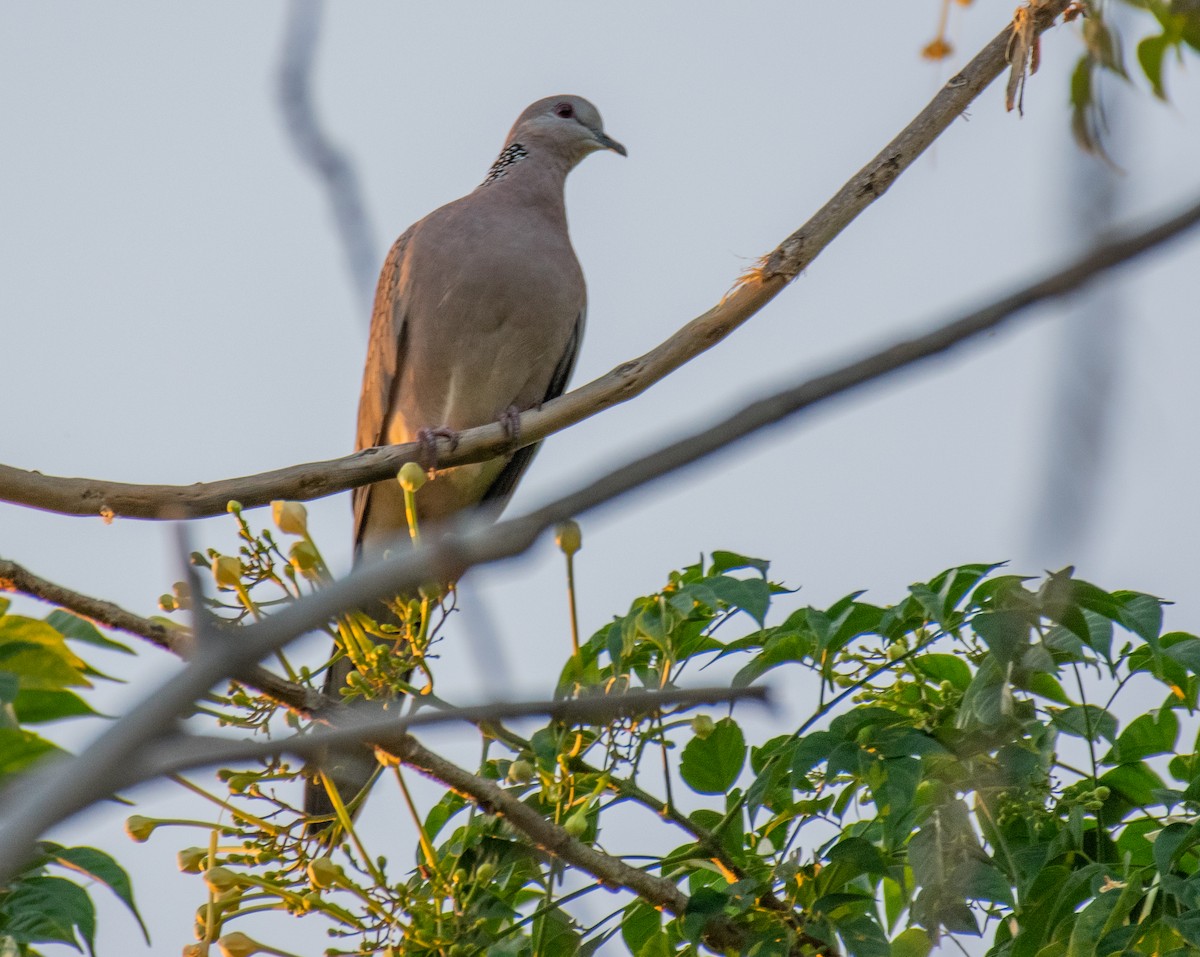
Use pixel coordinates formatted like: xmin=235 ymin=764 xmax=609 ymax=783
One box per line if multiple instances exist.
xmin=303 ymin=655 xmax=387 ymax=836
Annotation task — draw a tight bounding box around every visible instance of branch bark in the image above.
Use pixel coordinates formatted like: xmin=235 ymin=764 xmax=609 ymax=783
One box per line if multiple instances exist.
xmin=2 ymin=172 xmax=1196 ymax=896
xmin=0 ymin=0 xmax=1071 ymax=521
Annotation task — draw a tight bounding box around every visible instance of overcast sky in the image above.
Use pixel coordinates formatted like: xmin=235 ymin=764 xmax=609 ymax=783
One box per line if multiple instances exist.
xmin=3 ymin=3 xmax=1199 ymax=954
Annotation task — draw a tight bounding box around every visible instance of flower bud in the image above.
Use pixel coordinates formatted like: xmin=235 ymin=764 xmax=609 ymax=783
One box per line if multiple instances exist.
xmin=177 ymin=847 xmax=208 ymax=873
xmin=217 ymin=933 xmax=262 ymax=957
xmin=158 ymin=593 xmax=179 ymax=612
xmin=203 ymin=865 xmax=240 ymax=895
xmin=398 ymin=462 xmax=427 ymax=492
xmin=271 ymin=500 xmax=308 ymax=536
xmin=124 ymin=815 xmax=158 ymax=843
xmin=475 ymin=860 xmax=497 ymax=884
xmin=691 ymin=715 xmax=715 ymax=740
xmin=289 ymin=540 xmax=321 ymax=578
xmin=226 ymin=500 xmax=243 ymax=515
xmin=507 ymin=759 xmax=535 ymax=784
xmin=563 ymin=809 xmax=589 ymax=838
xmin=211 ymin=554 xmax=243 ymax=589
xmin=183 ymin=945 xmax=205 ymax=957
xmin=306 ymin=856 xmax=344 ymax=889
xmin=555 ymin=520 xmax=582 ymax=556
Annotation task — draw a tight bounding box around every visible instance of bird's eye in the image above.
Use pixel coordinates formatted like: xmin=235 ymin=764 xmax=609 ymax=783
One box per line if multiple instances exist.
xmin=554 ymin=102 xmax=575 ymax=118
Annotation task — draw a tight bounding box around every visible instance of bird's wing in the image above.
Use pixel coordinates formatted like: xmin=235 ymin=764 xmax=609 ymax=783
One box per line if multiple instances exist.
xmin=479 ymin=306 xmax=585 ymax=511
xmin=353 ymin=229 xmax=413 ymax=551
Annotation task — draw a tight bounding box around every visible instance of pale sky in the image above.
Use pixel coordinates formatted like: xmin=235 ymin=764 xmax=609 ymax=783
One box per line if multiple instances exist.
xmin=3 ymin=3 xmax=1199 ymax=954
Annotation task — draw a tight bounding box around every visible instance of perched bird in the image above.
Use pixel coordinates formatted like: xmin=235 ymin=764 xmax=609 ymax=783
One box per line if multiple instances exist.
xmin=304 ymin=95 xmax=625 ymax=829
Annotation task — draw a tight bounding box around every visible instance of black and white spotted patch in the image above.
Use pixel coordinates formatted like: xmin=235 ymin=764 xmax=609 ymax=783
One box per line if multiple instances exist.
xmin=481 ymin=142 xmax=528 ymax=186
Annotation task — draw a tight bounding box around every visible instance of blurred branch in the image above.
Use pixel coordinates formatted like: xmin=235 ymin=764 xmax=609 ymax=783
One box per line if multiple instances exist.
xmin=3 ymin=184 xmax=1197 ymax=890
xmin=0 ymin=555 xmax=777 ymax=922
xmin=131 ymin=686 xmax=770 ymax=780
xmin=0 ymin=555 xmax=326 ymax=713
xmin=0 ymin=0 xmax=1072 ymax=521
xmin=278 ymin=0 xmax=377 ymax=313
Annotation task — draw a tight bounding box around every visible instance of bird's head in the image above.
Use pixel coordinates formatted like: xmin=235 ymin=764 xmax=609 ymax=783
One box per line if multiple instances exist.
xmin=506 ymin=95 xmax=626 ymax=168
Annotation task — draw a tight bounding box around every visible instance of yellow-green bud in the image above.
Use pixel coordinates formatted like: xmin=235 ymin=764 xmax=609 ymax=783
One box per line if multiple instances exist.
xmin=158 ymin=593 xmax=178 ymax=612
xmin=271 ymin=499 xmax=308 ymax=536
xmin=398 ymin=462 xmax=427 ymax=492
xmin=886 ymin=642 xmax=906 ymax=661
xmin=211 ymin=554 xmax=243 ymax=589
xmin=203 ymin=865 xmax=240 ymax=895
xmin=217 ymin=932 xmax=261 ymax=957
xmin=226 ymin=501 xmax=243 ymax=515
xmin=1094 ymin=786 xmax=1111 ymax=800
xmin=177 ymin=847 xmax=208 ymax=873
xmin=475 ymin=860 xmax=497 ymax=884
xmin=124 ymin=815 xmax=157 ymax=843
xmin=563 ymin=809 xmax=589 ymax=838
xmin=507 ymin=759 xmax=535 ymax=784
xmin=691 ymin=715 xmax=716 ymax=740
xmin=306 ymin=856 xmax=344 ymax=889
xmin=555 ymin=520 xmax=582 ymax=556
xmin=289 ymin=540 xmax=321 ymax=577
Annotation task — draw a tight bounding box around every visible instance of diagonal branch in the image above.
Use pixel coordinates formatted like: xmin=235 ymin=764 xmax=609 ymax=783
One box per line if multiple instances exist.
xmin=2 ymin=176 xmax=1195 ymax=895
xmin=1 ymin=557 xmax=771 ymax=913
xmin=0 ymin=0 xmax=1071 ymax=521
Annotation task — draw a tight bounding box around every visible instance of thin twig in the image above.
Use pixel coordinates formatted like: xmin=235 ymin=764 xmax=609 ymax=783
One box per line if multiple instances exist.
xmin=0 ymin=0 xmax=1071 ymax=522
xmin=2 ymin=180 xmax=1195 ymax=891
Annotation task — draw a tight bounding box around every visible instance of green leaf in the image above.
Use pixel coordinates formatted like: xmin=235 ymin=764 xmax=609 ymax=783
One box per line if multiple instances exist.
xmin=709 ymin=551 xmax=770 ymax=578
xmin=826 ymin=837 xmax=886 ymax=876
xmin=704 ymin=576 xmax=772 ymax=627
xmin=44 ymin=611 xmax=133 ymax=655
xmin=679 ymin=718 xmax=746 ymax=795
xmin=1103 ymin=709 xmax=1178 ymax=764
xmin=973 ymin=611 xmax=1030 ymax=666
xmin=0 ymin=875 xmax=96 ymax=955
xmin=913 ymin=654 xmax=971 ymax=691
xmin=1100 ymin=761 xmax=1164 ymax=808
xmin=1153 ymin=821 xmax=1200 ymax=877
xmin=836 ymin=914 xmax=890 ymax=957
xmin=891 ymin=927 xmax=933 ymax=957
xmin=41 ymin=844 xmax=149 ymax=943
xmin=621 ymin=900 xmax=661 ymax=954
xmin=0 ymin=728 xmax=66 ymax=780
xmin=1138 ymin=32 xmax=1171 ymax=98
xmin=1115 ymin=591 xmax=1164 ymax=643
xmin=14 ymin=689 xmax=102 ymax=724
xmin=0 ymin=616 xmax=91 ymax=691
xmin=1051 ymin=705 xmax=1118 ymax=744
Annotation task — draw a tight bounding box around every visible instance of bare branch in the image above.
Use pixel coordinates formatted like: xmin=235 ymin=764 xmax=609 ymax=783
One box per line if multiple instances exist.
xmin=0 ymin=556 xmax=327 ymax=714
xmin=0 ymin=0 xmax=1072 ymax=521
xmin=128 ymin=686 xmax=769 ymax=781
xmin=0 ymin=554 xmax=778 ymax=924
xmin=3 ymin=181 xmax=1194 ymax=895
xmin=277 ymin=0 xmax=377 ymax=312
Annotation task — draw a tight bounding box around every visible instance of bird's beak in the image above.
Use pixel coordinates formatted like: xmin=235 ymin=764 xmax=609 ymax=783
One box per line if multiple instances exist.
xmin=591 ymin=130 xmax=627 ymax=157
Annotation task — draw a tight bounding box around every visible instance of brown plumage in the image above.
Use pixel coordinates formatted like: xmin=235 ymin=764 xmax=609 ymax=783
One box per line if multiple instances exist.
xmin=305 ymin=95 xmax=625 ymax=830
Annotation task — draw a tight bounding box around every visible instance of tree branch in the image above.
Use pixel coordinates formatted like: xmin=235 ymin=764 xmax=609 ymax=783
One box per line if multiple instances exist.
xmin=128 ymin=686 xmax=768 ymax=782
xmin=0 ymin=0 xmax=1071 ymax=521
xmin=3 ymin=172 xmax=1195 ymax=894
xmin=277 ymin=0 xmax=377 ymax=314
xmin=2 ymin=556 xmax=785 ymax=939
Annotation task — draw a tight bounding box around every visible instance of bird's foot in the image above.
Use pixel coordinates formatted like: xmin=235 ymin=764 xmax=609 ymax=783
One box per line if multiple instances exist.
xmin=500 ymin=405 xmax=522 ymax=454
xmin=415 ymin=426 xmax=459 ymax=470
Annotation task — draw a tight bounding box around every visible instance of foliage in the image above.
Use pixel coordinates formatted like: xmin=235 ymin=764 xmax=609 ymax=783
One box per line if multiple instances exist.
xmin=0 ymin=600 xmax=146 ymax=956
xmin=78 ymin=500 xmax=1200 ymax=956
xmin=923 ymin=0 xmax=1200 ymax=155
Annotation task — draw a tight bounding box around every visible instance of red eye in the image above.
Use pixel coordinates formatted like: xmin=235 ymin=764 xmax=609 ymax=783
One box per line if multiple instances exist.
xmin=554 ymin=102 xmax=574 ymax=118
